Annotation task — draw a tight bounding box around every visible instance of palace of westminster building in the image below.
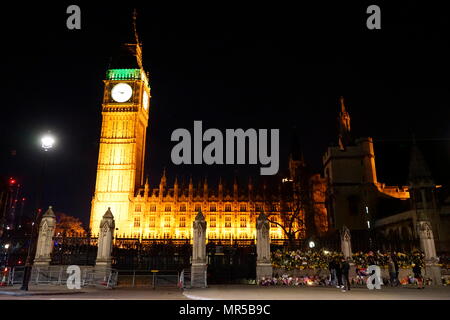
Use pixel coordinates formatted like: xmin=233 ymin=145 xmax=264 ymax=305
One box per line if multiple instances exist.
xmin=90 ymin=26 xmax=438 ymax=242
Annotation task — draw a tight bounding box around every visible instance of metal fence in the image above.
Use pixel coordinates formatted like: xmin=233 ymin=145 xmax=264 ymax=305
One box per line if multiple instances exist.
xmin=115 ymin=269 xmax=180 ymax=288
xmin=7 ymin=265 xmax=118 ymax=288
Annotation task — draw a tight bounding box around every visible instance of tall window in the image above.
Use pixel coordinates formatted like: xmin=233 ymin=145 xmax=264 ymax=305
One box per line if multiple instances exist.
xmin=165 ymin=205 xmax=171 ymax=212
xmin=240 ymin=205 xmax=246 ymax=212
xmin=255 ymin=204 xmax=262 ymax=212
xmin=149 ymin=216 xmax=155 ymax=228
xmin=210 ymin=216 xmax=216 ymax=228
xmin=179 ymin=216 xmax=186 ymax=228
xmin=225 ymin=216 xmax=231 ymax=228
xmin=195 ymin=204 xmax=201 ymax=212
xmin=240 ymin=216 xmax=247 ymax=228
xmin=225 ymin=204 xmax=232 ymax=212
xmin=134 ymin=217 xmax=140 ymax=228
xmin=135 ymin=204 xmax=141 ymax=212
xmin=210 ymin=205 xmax=216 ymax=212
xmin=180 ymin=204 xmax=186 ymax=212
xmin=270 ymin=217 xmax=277 ymax=228
xmin=164 ymin=216 xmax=171 ymax=227
xmin=150 ymin=204 xmax=156 ymax=212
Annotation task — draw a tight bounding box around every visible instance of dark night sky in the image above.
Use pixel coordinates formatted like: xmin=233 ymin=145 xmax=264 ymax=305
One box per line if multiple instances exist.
xmin=0 ymin=2 xmax=449 ymax=227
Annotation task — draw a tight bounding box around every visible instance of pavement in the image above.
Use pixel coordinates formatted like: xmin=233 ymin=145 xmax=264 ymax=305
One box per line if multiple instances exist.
xmin=184 ymin=285 xmax=450 ymax=300
xmin=0 ymin=285 xmax=187 ymax=300
xmin=1 ymin=284 xmax=449 ymax=300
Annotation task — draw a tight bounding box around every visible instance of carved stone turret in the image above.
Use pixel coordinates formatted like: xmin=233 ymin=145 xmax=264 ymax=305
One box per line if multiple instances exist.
xmin=417 ymin=220 xmax=442 ymax=286
xmin=34 ymin=206 xmax=57 ymax=266
xmin=95 ymin=208 xmax=115 ymax=270
xmin=256 ymin=213 xmax=272 ymax=282
xmin=340 ymin=225 xmax=352 ymax=260
xmin=191 ymin=209 xmax=207 ymax=288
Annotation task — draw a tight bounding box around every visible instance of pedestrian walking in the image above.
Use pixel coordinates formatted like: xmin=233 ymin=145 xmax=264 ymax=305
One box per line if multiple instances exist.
xmin=329 ymin=259 xmax=337 ymax=286
xmin=393 ymin=255 xmax=400 ymax=286
xmin=388 ymin=257 xmax=397 ymax=286
xmin=412 ymin=263 xmax=424 ymax=289
xmin=335 ymin=258 xmax=343 ymax=289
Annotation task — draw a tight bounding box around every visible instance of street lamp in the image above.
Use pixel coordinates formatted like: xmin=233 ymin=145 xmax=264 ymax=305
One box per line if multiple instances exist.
xmin=20 ymin=133 xmax=55 ymax=291
xmin=41 ymin=135 xmax=55 ymax=151
xmin=308 ymin=240 xmax=315 ymax=249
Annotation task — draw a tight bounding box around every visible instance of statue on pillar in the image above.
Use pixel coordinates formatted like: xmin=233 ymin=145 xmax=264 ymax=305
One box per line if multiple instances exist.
xmin=256 ymin=213 xmax=270 ymax=263
xmin=34 ymin=206 xmax=57 ymax=266
xmin=191 ymin=209 xmax=207 ymax=287
xmin=256 ymin=213 xmax=272 ymax=282
xmin=340 ymin=225 xmax=352 ymax=260
xmin=192 ymin=210 xmax=207 ymax=264
xmin=95 ymin=208 xmax=115 ymax=270
xmin=417 ymin=220 xmax=442 ymax=286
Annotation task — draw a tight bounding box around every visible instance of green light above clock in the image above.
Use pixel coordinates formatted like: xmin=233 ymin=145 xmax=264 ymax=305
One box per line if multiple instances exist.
xmin=106 ymin=69 xmax=141 ymax=80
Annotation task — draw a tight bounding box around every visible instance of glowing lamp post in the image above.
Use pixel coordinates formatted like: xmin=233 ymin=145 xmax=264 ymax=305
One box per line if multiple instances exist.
xmin=20 ymin=133 xmax=55 ymax=291
xmin=41 ymin=135 xmax=55 ymax=151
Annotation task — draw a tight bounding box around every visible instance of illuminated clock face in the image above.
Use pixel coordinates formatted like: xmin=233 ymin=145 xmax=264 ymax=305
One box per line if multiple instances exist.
xmin=143 ymin=90 xmax=149 ymax=110
xmin=111 ymin=83 xmax=133 ymax=102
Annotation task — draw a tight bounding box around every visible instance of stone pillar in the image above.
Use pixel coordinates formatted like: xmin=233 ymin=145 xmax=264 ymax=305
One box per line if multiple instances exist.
xmin=191 ymin=210 xmax=207 ymax=288
xmin=34 ymin=206 xmax=57 ymax=266
xmin=95 ymin=208 xmax=115 ymax=270
xmin=340 ymin=225 xmax=352 ymax=260
xmin=256 ymin=213 xmax=272 ymax=282
xmin=340 ymin=226 xmax=356 ymax=279
xmin=417 ymin=220 xmax=442 ymax=286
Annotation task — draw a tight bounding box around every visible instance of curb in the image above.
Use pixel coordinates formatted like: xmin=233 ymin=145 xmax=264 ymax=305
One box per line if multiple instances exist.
xmin=0 ymin=290 xmax=86 ymax=296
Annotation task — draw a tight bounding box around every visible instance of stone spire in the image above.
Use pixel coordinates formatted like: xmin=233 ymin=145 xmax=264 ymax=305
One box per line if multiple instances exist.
xmin=174 ymin=176 xmax=179 ymax=201
xmin=159 ymin=169 xmax=166 ymax=199
xmin=43 ymin=206 xmax=56 ymax=218
xmin=110 ymin=9 xmax=144 ymax=70
xmin=160 ymin=168 xmax=167 ymax=187
xmin=189 ymin=176 xmax=194 ymax=199
xmin=144 ymin=176 xmax=149 ymax=198
xmin=218 ymin=177 xmax=223 ymax=197
xmin=338 ymin=96 xmax=352 ymax=150
xmin=248 ymin=177 xmax=253 ymax=200
xmin=203 ymin=177 xmax=208 ymax=199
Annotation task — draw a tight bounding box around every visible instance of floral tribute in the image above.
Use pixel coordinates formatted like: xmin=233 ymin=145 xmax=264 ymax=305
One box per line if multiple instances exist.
xmin=271 ymin=249 xmax=425 ymax=270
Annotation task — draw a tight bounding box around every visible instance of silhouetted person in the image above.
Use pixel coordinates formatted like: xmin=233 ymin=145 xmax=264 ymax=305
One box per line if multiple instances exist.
xmin=412 ymin=263 xmax=424 ymax=289
xmin=329 ymin=259 xmax=337 ymax=286
xmin=335 ymin=258 xmax=343 ymax=289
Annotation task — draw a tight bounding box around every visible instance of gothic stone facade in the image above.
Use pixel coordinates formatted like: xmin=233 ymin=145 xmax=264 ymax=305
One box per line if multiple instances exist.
xmin=89 ymin=36 xmax=328 ymax=239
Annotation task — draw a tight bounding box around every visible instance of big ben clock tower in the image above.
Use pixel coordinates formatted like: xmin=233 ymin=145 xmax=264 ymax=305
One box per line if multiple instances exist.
xmin=89 ymin=16 xmax=150 ymax=235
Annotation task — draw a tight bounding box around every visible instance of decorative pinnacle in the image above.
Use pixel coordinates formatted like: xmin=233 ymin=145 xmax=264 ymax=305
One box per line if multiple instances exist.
xmin=132 ymin=8 xmax=139 ymax=44
xmin=103 ymin=207 xmax=114 ymax=219
xmin=340 ymin=96 xmax=346 ymax=112
xmin=43 ymin=206 xmax=55 ymax=218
